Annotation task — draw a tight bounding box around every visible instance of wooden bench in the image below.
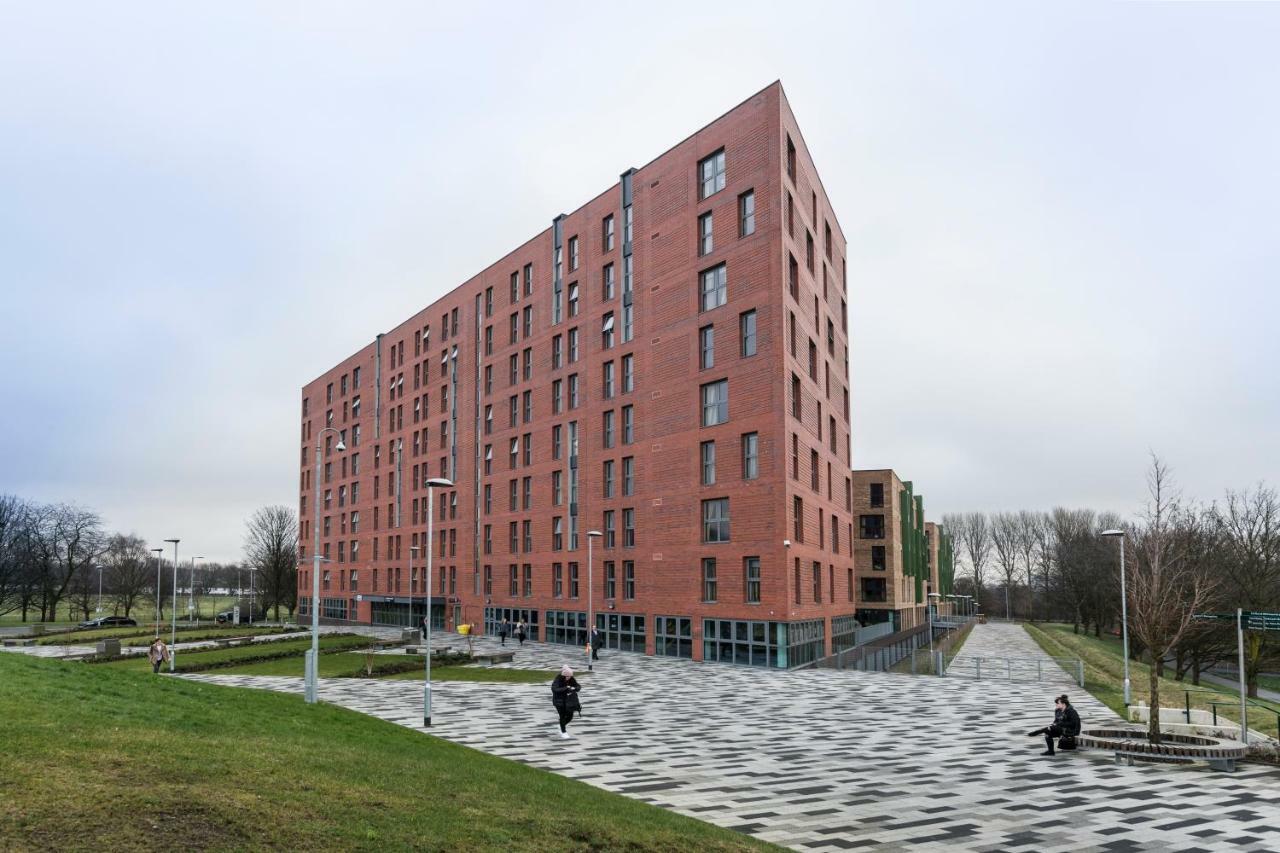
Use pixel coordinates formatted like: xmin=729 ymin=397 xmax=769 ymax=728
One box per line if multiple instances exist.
xmin=213 ymin=636 xmax=255 ymax=649
xmin=403 ymin=646 xmax=455 ymax=656
xmin=2 ymin=638 xmax=35 ymax=647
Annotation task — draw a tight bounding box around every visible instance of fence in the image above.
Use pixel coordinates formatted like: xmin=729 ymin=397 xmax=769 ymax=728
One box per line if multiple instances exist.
xmin=812 ymin=617 xmax=975 ymax=673
xmin=944 ymin=654 xmax=1084 ymax=687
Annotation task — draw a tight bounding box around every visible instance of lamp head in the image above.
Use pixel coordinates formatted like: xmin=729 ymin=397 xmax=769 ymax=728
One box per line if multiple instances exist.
xmin=427 ymin=477 xmax=454 ymax=488
xmin=1100 ymin=528 xmax=1124 ymax=537
xmin=336 ymin=440 xmax=346 ymax=452
xmin=586 ymin=530 xmax=602 ymax=538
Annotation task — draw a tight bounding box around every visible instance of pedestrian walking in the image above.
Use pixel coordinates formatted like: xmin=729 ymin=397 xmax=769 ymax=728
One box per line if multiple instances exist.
xmin=147 ymin=637 xmax=170 ymax=674
xmin=589 ymin=626 xmax=602 ymax=661
xmin=515 ymin=620 xmax=527 ymax=647
xmin=499 ymin=619 xmax=510 ymax=646
xmin=1026 ymin=694 xmax=1081 ymax=756
xmin=551 ymin=665 xmax=581 ymax=739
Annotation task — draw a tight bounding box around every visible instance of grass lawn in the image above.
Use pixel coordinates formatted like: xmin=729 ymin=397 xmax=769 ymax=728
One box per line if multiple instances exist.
xmin=1023 ymin=622 xmax=1280 ymax=739
xmin=37 ymin=625 xmax=290 ymax=647
xmin=94 ymin=635 xmax=374 ymax=674
xmin=0 ymin=654 xmax=770 ymax=851
xmin=1258 ymin=674 xmax=1280 ymax=695
xmin=214 ymin=652 xmax=557 ymax=684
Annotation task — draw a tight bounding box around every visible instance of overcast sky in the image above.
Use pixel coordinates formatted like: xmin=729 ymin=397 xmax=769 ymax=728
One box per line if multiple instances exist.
xmin=1 ymin=3 xmax=1277 ymax=562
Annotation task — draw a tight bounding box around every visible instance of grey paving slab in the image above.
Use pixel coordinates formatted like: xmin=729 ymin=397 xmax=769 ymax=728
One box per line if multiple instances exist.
xmin=168 ymin=623 xmax=1280 ymax=852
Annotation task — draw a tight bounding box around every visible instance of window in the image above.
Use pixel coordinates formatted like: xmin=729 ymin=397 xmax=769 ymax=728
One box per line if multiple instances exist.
xmin=623 ymin=204 xmax=633 ymax=244
xmin=523 ymin=305 xmax=533 ymax=338
xmin=600 ymin=314 xmax=615 ymax=352
xmin=568 ymin=327 xmax=579 ymax=362
xmin=786 ymin=134 xmax=796 ymax=181
xmin=702 ymin=558 xmax=717 ymax=602
xmin=702 ymin=497 xmax=730 ymax=543
xmin=510 ymin=565 xmax=519 ymax=597
xmin=524 ymin=263 xmax=533 ymax=297
xmin=739 ymin=190 xmax=755 ymax=237
xmin=522 ymin=390 xmax=532 ymax=423
xmin=811 ymin=449 xmax=820 ymax=491
xmin=794 ymin=496 xmax=804 ymax=543
xmin=623 ymin=560 xmax=635 ymax=600
xmin=602 ymin=361 xmax=615 ymax=399
xmin=622 ymin=508 xmax=635 ymax=547
xmin=567 ymin=282 xmax=579 ymax=318
xmin=568 ymin=235 xmax=579 ymax=271
xmin=553 ymin=563 xmax=563 ymax=597
xmin=603 ymin=460 xmax=615 ymax=498
xmin=552 ymin=469 xmax=563 ymax=505
xmin=788 ymin=253 xmax=799 ymax=301
xmin=745 ymin=557 xmax=761 ymax=603
xmin=739 ymin=310 xmax=756 ymax=357
xmin=621 ymin=354 xmax=634 ymax=393
xmin=861 ymin=577 xmax=887 ymax=603
xmin=860 ymin=515 xmax=885 ymax=539
xmin=698 ymin=211 xmax=713 ymax=256
xmin=602 ymin=263 xmax=615 ymax=301
xmin=603 ymin=215 xmax=615 ymax=252
xmin=553 ymin=517 xmax=563 ymax=551
xmin=871 ymin=545 xmax=887 ymax=571
xmin=605 ymin=561 xmax=616 ymax=599
xmin=791 ymin=373 xmax=801 ymax=419
xmin=552 ymin=379 xmax=562 ymax=414
xmin=510 ymin=271 xmax=520 ymax=303
xmin=552 ymin=424 xmax=562 ymax=460
xmin=569 ymin=562 xmax=579 ymax=598
xmin=700 ymin=264 xmax=727 ymax=311
xmin=806 ymin=231 xmax=815 ymax=273
xmin=699 ymin=325 xmax=715 ymax=369
xmin=568 ymin=373 xmax=579 ymax=408
xmin=869 ymin=482 xmax=884 ymax=507
xmin=603 ymin=509 xmax=616 ymax=546
xmin=742 ymin=432 xmax=758 ymax=480
xmin=622 ymin=456 xmax=634 ymax=496
xmin=700 ymin=441 xmax=716 ymax=485
xmin=698 ymin=148 xmax=726 ymax=199
xmin=813 ymin=561 xmax=822 ymax=603
xmin=602 ymin=410 xmax=615 ymax=448
xmin=485 ymin=286 xmax=494 ymax=317
xmin=622 ymin=405 xmax=634 ymax=444
xmin=701 ymin=379 xmax=728 ymax=426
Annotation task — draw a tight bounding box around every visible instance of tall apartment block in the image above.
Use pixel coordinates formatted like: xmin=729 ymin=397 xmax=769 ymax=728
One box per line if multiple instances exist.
xmin=300 ymin=82 xmax=876 ymax=667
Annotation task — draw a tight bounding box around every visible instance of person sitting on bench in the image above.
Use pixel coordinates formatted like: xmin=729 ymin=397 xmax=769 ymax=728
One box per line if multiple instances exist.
xmin=1027 ymin=694 xmax=1080 ymax=756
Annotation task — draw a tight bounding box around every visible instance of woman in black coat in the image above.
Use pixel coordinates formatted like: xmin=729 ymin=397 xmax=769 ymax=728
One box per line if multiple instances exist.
xmin=551 ymin=665 xmax=581 ymax=739
xmin=1028 ymin=694 xmax=1081 ymax=756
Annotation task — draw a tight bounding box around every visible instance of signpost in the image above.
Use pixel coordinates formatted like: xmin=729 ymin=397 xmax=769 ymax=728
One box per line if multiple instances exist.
xmin=1192 ymin=609 xmax=1280 ymax=745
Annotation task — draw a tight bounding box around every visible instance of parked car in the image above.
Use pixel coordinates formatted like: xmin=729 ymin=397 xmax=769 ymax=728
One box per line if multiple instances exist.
xmin=215 ymin=608 xmax=266 ymax=625
xmin=77 ymin=615 xmax=138 ymax=630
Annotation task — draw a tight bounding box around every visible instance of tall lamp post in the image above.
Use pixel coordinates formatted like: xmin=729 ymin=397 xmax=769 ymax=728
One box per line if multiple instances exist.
xmin=586 ymin=530 xmax=602 ymax=671
xmin=95 ymin=564 xmax=105 ymax=615
xmin=1101 ymin=528 xmax=1131 ymax=705
xmin=306 ymin=427 xmax=346 ymax=705
xmin=926 ymin=592 xmax=941 ymax=654
xmin=152 ymin=548 xmax=164 ymax=632
xmin=190 ymin=556 xmax=204 ymax=627
xmin=423 ymin=477 xmax=454 ymax=727
xmin=165 ymin=539 xmax=180 ymax=671
xmin=248 ymin=567 xmax=258 ymax=626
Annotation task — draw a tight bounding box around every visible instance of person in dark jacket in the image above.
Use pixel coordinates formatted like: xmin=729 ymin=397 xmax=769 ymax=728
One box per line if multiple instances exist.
xmin=498 ymin=619 xmax=510 ymax=646
xmin=589 ymin=626 xmax=602 ymax=661
xmin=515 ymin=620 xmax=527 ymax=646
xmin=551 ymin=665 xmax=581 ymax=739
xmin=1027 ymin=694 xmax=1081 ymax=755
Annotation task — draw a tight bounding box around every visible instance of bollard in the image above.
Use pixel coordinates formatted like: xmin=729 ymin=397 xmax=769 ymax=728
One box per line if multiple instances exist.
xmin=1185 ymin=692 xmax=1191 ymax=723
xmin=1076 ymin=659 xmax=1084 ymax=688
xmin=976 ymin=659 xmax=982 ymax=681
xmin=935 ymin=650 xmax=945 ymax=677
xmin=911 ymin=651 xmax=916 ymax=675
xmin=1037 ymin=660 xmax=1043 ymax=681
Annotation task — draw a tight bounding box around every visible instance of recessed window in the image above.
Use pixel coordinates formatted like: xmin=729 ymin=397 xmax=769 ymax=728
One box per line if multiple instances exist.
xmin=621 ymin=354 xmax=633 ymax=393
xmin=698 ymin=211 xmax=714 ymax=256
xmin=702 ymin=498 xmax=730 ymax=543
xmin=744 ymin=557 xmax=761 ymax=603
xmin=701 ymin=379 xmax=728 ymax=427
xmin=741 ymin=432 xmax=758 ymax=480
xmin=699 ymin=264 xmax=727 ymax=312
xmin=602 ymin=263 xmax=615 ymax=301
xmin=603 ymin=215 xmax=615 ymax=252
xmin=700 ymin=440 xmax=716 ymax=486
xmin=786 ymin=135 xmax=796 ymax=181
xmin=568 ymin=236 xmax=579 ymax=271
xmin=739 ymin=190 xmax=755 ymax=237
xmin=871 ymin=545 xmax=887 ymax=571
xmin=702 ymin=558 xmax=718 ymax=602
xmin=699 ymin=325 xmax=715 ymax=369
xmin=601 ymin=312 xmax=615 ymax=349
xmin=869 ymin=483 xmax=884 ymax=507
xmin=739 ymin=310 xmax=756 ymax=358
xmin=859 ymin=514 xmax=885 ymax=539
xmin=699 ymin=149 xmax=726 ymax=199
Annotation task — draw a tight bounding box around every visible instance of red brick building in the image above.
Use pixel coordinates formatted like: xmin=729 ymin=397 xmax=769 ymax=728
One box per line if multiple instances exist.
xmin=299 ymin=81 xmax=858 ymax=666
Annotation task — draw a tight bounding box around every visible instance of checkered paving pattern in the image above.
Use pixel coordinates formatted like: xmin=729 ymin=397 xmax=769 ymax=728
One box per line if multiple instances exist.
xmin=176 ymin=623 xmax=1280 ymax=851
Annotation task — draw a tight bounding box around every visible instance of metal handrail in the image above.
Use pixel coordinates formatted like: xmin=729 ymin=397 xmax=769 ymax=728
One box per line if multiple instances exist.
xmin=1178 ymin=688 xmax=1280 ymax=735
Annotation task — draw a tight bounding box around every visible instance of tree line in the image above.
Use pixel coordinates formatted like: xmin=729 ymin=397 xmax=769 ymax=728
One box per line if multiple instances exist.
xmin=0 ymin=496 xmax=300 ymax=623
xmin=943 ymin=458 xmax=1278 ymax=705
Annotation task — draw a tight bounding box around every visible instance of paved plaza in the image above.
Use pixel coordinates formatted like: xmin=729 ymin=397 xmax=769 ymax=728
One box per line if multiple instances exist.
xmin=171 ymin=623 xmax=1280 ymax=852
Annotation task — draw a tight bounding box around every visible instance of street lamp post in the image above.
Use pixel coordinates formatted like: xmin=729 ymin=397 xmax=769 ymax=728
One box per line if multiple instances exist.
xmin=1101 ymin=528 xmax=1131 ymax=705
xmin=95 ymin=565 xmax=104 ymax=615
xmin=152 ymin=548 xmax=164 ymax=632
xmin=190 ymin=556 xmax=203 ymax=627
xmin=423 ymin=477 xmax=454 ymax=727
xmin=307 ymin=428 xmax=346 ymax=705
xmin=165 ymin=539 xmax=180 ymax=671
xmin=248 ymin=567 xmax=258 ymax=626
xmin=926 ymin=593 xmax=941 ymax=654
xmin=586 ymin=530 xmax=602 ymax=672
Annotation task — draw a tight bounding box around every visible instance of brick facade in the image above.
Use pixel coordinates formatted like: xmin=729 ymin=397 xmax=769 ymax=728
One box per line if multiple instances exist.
xmin=298 ymin=82 xmax=861 ymax=666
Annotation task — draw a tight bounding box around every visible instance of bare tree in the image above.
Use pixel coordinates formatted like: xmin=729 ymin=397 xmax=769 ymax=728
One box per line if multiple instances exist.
xmin=1016 ymin=511 xmax=1044 ymax=620
xmin=991 ymin=512 xmax=1022 ymax=620
xmin=958 ymin=512 xmax=992 ymax=608
xmin=1212 ymin=485 xmax=1280 ymax=697
xmin=0 ymin=495 xmax=29 ymax=617
xmin=244 ymin=506 xmax=298 ymax=620
xmin=1127 ymin=457 xmax=1217 ymax=743
xmin=104 ymin=533 xmax=153 ymax=618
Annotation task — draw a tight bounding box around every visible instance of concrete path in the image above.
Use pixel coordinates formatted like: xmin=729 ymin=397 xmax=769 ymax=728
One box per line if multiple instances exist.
xmin=178 ymin=623 xmax=1280 ymax=852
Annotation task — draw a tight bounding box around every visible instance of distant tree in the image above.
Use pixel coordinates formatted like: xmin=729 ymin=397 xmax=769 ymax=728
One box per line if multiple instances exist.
xmin=244 ymin=506 xmax=298 ymax=620
xmin=0 ymin=495 xmax=28 ymax=617
xmin=1127 ymin=457 xmax=1216 ymax=744
xmin=1016 ymin=511 xmax=1044 ymax=620
xmin=991 ymin=512 xmax=1022 ymax=620
xmin=957 ymin=512 xmax=992 ymax=609
xmin=39 ymin=504 xmax=104 ymax=621
xmin=104 ymin=533 xmax=153 ymax=618
xmin=1212 ymin=485 xmax=1280 ymax=698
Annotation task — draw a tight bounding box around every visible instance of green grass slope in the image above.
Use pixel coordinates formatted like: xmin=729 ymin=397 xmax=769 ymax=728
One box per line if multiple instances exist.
xmin=0 ymin=654 xmax=772 ymax=852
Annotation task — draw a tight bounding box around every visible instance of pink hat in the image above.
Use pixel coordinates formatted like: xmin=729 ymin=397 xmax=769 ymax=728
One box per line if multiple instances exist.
xmin=561 ymin=665 xmax=573 ymax=677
